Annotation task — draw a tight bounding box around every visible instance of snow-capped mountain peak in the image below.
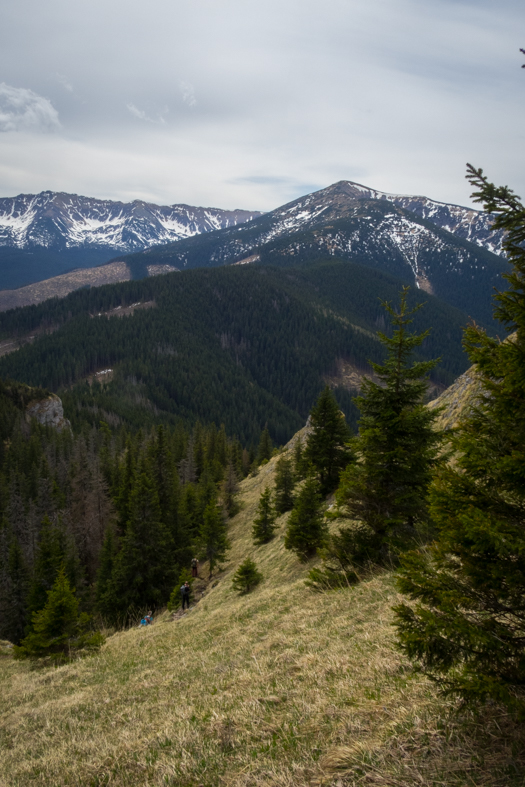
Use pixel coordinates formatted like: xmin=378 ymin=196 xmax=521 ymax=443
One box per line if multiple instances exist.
xmin=0 ymin=191 xmax=262 ymax=253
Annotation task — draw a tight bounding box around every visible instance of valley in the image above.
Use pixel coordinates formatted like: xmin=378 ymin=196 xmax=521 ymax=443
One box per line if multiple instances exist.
xmin=0 ymin=169 xmax=522 ymax=787
xmin=0 ymin=260 xmax=472 ymax=442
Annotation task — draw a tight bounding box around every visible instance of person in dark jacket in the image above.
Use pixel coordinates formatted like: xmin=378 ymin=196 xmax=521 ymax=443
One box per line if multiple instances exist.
xmin=181 ymin=581 xmax=191 ymax=610
xmin=191 ymin=557 xmax=199 ymax=578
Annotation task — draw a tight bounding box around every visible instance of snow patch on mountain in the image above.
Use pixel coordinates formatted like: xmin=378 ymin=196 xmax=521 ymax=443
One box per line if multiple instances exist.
xmin=0 ymin=191 xmax=262 ymax=254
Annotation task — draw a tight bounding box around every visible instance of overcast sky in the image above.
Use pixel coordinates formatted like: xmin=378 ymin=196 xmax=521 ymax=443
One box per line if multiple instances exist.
xmin=0 ymin=0 xmax=523 ymax=211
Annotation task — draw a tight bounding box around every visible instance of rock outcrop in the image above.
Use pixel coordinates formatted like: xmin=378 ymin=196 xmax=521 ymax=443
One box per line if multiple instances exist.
xmin=26 ymin=394 xmax=71 ymax=432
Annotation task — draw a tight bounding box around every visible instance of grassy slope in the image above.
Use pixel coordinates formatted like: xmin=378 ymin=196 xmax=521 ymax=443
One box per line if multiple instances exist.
xmin=1 ymin=431 xmax=524 ymax=787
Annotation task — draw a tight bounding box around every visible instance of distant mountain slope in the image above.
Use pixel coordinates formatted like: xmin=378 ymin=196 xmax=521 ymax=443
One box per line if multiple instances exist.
xmin=0 ymin=260 xmax=473 ymax=443
xmin=0 ymin=261 xmax=178 ymax=312
xmin=120 ymin=182 xmax=506 ymax=326
xmin=0 ymin=191 xmax=261 ymax=289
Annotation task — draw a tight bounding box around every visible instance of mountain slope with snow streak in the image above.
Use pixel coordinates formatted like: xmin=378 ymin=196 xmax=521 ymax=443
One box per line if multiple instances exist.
xmin=120 ymin=181 xmax=506 ymax=326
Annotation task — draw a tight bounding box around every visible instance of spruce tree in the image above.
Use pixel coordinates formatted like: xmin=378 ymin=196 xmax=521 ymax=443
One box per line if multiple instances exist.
xmin=336 ymin=288 xmax=443 ymax=558
xmin=115 ymin=437 xmax=136 ymax=533
xmin=293 ymin=439 xmax=307 ymax=482
xmin=232 ymin=558 xmax=263 ymax=595
xmin=15 ymin=566 xmax=103 ymax=662
xmin=257 ymin=426 xmax=273 ymax=465
xmin=274 ymin=456 xmax=295 ymax=514
xmin=305 ymin=386 xmax=352 ymax=495
xmin=0 ymin=531 xmax=29 ymax=645
xmin=394 ymin=167 xmax=525 ymax=715
xmin=100 ymin=461 xmax=175 ymax=623
xmin=221 ymin=461 xmax=239 ymax=517
xmin=95 ymin=526 xmax=116 ymax=614
xmin=27 ymin=516 xmax=81 ymax=621
xmin=284 ymin=474 xmax=327 ymax=561
xmin=199 ymin=503 xmax=229 ymax=578
xmin=252 ymin=487 xmax=277 ymax=545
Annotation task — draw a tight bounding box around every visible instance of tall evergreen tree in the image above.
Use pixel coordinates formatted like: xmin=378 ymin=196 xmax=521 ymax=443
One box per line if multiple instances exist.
xmin=221 ymin=461 xmax=239 ymax=517
xmin=305 ymin=386 xmax=352 ymax=495
xmin=0 ymin=530 xmax=29 ymax=645
xmin=274 ymin=456 xmax=295 ymax=514
xmin=257 ymin=426 xmax=273 ymax=464
xmin=284 ymin=474 xmax=327 ymax=561
xmin=15 ymin=566 xmax=103 ymax=662
xmin=198 ymin=503 xmax=229 ymax=578
xmin=337 ymin=288 xmax=443 ymax=558
xmin=394 ymin=167 xmax=525 ymax=715
xmin=292 ymin=439 xmax=307 ymax=482
xmin=27 ymin=516 xmax=81 ymax=621
xmin=252 ymin=487 xmax=277 ymax=545
xmin=115 ymin=437 xmax=136 ymax=534
xmin=95 ymin=526 xmax=116 ymax=614
xmin=149 ymin=425 xmax=181 ymax=546
xmin=100 ymin=461 xmax=175 ymax=623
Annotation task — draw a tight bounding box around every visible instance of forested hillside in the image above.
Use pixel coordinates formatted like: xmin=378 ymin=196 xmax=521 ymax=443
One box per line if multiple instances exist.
xmin=0 ymin=376 xmax=251 ymax=644
xmin=0 ymin=260 xmax=473 ymax=443
xmin=118 ymin=194 xmax=507 ymax=326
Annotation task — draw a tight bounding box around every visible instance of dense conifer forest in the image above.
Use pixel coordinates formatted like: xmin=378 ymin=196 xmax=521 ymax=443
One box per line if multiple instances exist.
xmin=0 ymin=255 xmax=475 ymax=655
xmin=0 ymin=378 xmax=253 ymax=645
xmin=0 ymin=260 xmax=473 ymax=443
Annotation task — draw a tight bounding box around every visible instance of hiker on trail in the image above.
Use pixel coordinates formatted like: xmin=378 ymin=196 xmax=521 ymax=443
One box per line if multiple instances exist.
xmin=181 ymin=581 xmax=191 ymax=610
xmin=191 ymin=557 xmax=199 ymax=578
xmin=140 ymin=611 xmax=153 ymax=626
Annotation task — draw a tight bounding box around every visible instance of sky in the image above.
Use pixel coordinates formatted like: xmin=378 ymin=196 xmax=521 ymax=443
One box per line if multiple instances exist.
xmin=0 ymin=0 xmax=523 ymax=212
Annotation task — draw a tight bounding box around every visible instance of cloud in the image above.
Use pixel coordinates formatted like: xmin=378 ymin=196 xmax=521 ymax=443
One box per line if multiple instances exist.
xmin=0 ymin=83 xmax=61 ymax=133
xmin=180 ymin=81 xmax=196 ymax=108
xmin=0 ymin=0 xmax=523 ymax=209
xmin=56 ymin=73 xmax=73 ymax=93
xmin=126 ymin=102 xmax=168 ymax=124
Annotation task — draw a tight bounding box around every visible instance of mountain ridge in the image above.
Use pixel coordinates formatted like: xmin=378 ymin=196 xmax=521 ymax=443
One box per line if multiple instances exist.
xmin=120 ymin=185 xmax=506 ymax=326
xmin=0 ymin=191 xmax=261 ymax=289
xmin=0 ymin=180 xmax=507 ymax=324
xmin=0 ymin=190 xmax=261 ymax=250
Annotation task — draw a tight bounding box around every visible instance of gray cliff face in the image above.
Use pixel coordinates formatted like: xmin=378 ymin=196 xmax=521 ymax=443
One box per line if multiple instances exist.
xmin=26 ymin=394 xmax=71 ymax=431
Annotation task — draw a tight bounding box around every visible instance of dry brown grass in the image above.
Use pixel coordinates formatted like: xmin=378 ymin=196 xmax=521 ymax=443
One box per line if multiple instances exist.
xmin=1 ymin=437 xmax=524 ymax=787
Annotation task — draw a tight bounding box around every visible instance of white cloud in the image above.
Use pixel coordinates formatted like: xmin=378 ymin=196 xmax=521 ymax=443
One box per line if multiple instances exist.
xmin=56 ymin=73 xmax=73 ymax=93
xmin=126 ymin=102 xmax=168 ymax=124
xmin=0 ymin=1 xmax=523 ymax=208
xmin=0 ymin=83 xmax=61 ymax=133
xmin=180 ymin=81 xmax=196 ymax=108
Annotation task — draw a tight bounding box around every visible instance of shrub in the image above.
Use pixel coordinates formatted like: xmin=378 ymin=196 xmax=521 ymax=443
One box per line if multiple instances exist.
xmin=231 ymin=558 xmax=263 ymax=595
xmin=305 ymin=522 xmax=372 ymax=590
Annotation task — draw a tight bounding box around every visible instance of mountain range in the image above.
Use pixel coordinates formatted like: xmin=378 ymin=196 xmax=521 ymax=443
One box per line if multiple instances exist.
xmin=0 ymin=181 xmax=508 ymax=324
xmin=0 ymin=191 xmax=261 ymax=289
xmin=118 ymin=180 xmax=507 ymax=326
